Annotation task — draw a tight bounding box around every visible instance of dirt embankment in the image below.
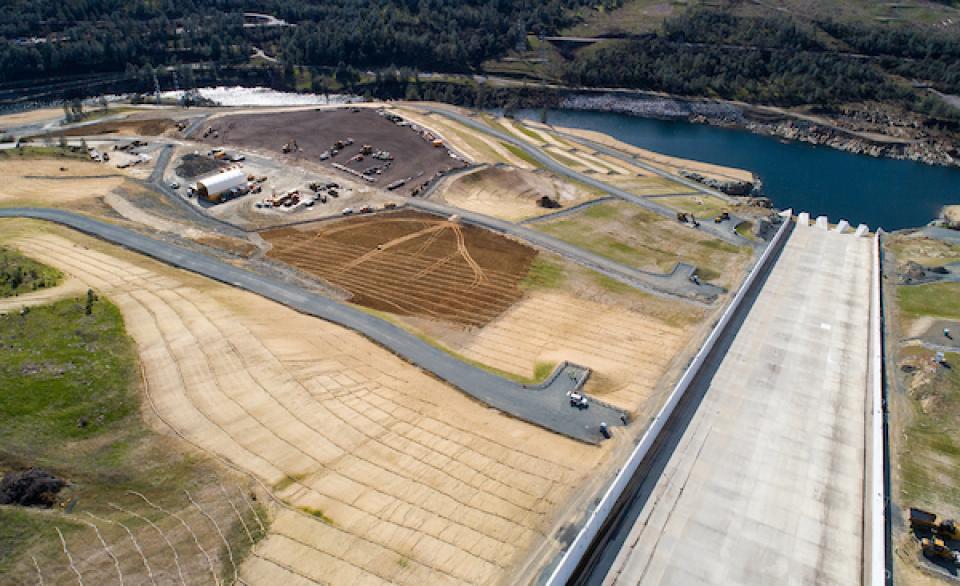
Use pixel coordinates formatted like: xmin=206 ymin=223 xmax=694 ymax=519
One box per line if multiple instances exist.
xmin=262 ymin=210 xmax=537 ymax=327
xmin=58 ymin=118 xmax=176 ymax=137
xmin=436 ymin=166 xmax=596 ymax=221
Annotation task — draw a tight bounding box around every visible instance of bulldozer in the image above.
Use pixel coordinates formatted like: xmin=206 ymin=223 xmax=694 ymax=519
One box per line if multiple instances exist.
xmin=922 ymin=538 xmax=959 ymax=564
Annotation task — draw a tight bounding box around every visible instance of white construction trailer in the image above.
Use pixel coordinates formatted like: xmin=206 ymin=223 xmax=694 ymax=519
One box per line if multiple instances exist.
xmin=195 ymin=168 xmax=247 ymax=202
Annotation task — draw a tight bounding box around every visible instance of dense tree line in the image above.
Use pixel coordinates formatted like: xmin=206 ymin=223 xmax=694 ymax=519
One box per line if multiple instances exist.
xmin=662 ymin=8 xmax=823 ymax=51
xmin=0 ymin=0 xmax=601 ymax=81
xmin=563 ymin=39 xmax=913 ymax=107
xmin=563 ymin=9 xmax=960 ymax=111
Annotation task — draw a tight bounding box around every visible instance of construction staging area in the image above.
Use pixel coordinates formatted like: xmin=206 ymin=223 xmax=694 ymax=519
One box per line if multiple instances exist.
xmin=195 ymin=108 xmax=463 ymax=196
xmin=0 ymin=101 xmax=896 ymax=586
xmin=596 ymin=222 xmax=874 ymax=585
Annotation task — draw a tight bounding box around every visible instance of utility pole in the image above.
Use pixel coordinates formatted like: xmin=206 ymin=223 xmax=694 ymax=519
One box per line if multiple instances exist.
xmin=539 ymin=31 xmax=548 ymax=124
xmin=172 ymin=68 xmax=182 ymax=106
xmin=152 ymin=71 xmax=161 ymax=105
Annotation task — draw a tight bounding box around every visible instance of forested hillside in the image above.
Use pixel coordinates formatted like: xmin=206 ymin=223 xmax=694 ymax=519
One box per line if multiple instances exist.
xmin=0 ymin=0 xmax=606 ymax=80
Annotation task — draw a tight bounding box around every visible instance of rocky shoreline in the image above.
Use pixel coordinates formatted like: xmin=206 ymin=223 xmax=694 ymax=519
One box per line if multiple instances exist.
xmin=560 ymin=93 xmax=959 ymax=168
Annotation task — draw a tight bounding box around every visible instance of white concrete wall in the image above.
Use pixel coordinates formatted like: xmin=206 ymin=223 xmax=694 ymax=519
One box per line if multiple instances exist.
xmin=865 ymin=232 xmax=887 ymax=586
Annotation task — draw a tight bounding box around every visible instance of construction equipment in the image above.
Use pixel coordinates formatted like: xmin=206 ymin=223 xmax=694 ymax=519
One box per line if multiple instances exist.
xmin=714 ymin=211 xmax=730 ymax=223
xmin=360 ymin=144 xmax=373 ymax=155
xmin=938 ymin=519 xmax=960 ymax=541
xmin=921 ymin=538 xmax=959 ymax=563
xmin=912 ymin=508 xmax=941 ymax=531
xmin=282 ymin=139 xmax=299 ymax=154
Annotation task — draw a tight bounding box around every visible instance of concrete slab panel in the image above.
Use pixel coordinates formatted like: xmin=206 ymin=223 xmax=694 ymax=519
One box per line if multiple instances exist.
xmin=604 ymin=226 xmax=871 ymax=586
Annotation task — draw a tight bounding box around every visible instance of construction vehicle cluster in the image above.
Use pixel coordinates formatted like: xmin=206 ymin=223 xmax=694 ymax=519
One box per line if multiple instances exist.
xmin=910 ymin=507 xmax=960 ymax=566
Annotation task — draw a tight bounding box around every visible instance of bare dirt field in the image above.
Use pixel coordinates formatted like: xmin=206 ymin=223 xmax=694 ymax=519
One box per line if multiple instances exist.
xmin=200 ymin=108 xmax=464 ymax=195
xmin=262 ymin=210 xmax=538 ymax=327
xmin=0 ymin=107 xmax=64 ymax=129
xmin=0 ymin=159 xmax=127 ymax=207
xmin=457 ymin=290 xmax=693 ymax=412
xmin=435 ymin=166 xmax=600 ymax=221
xmin=2 ymin=220 xmax=602 ymax=585
xmin=59 ymin=117 xmax=176 ymax=137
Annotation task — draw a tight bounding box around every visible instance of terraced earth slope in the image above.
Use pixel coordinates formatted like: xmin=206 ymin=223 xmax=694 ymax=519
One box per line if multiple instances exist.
xmin=4 ymin=221 xmax=600 ymax=585
xmin=262 ymin=211 xmax=538 ymax=327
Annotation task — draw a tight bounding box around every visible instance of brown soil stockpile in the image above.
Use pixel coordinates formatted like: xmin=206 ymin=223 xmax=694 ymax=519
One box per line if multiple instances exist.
xmin=0 ymin=468 xmax=65 ymax=507
xmin=175 ymin=153 xmax=229 ymax=179
xmin=60 ymin=118 xmax=175 ymax=137
xmin=262 ymin=210 xmax=536 ymax=326
xmin=203 ymin=109 xmax=461 ymax=194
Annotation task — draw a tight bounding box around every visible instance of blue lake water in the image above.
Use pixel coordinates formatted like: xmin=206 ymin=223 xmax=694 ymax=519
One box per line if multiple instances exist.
xmin=516 ymin=109 xmax=960 ymax=230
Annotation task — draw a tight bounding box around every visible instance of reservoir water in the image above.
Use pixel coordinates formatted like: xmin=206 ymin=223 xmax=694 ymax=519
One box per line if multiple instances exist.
xmin=517 ymin=109 xmax=960 ymax=231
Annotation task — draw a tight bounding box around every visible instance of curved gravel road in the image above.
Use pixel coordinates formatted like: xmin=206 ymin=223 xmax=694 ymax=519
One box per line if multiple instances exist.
xmin=0 ymin=207 xmax=626 ymax=443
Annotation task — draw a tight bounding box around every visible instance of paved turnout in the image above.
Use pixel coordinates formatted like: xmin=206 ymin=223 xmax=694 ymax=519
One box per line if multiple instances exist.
xmin=600 ymin=223 xmax=872 ymax=585
xmin=0 ymin=207 xmax=626 ymax=443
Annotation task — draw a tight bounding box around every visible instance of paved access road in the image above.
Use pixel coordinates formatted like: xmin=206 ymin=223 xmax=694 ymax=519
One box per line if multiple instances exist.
xmin=421 ymin=107 xmax=752 ymax=247
xmin=0 ymin=207 xmax=626 ymax=443
xmin=407 ymin=198 xmax=723 ymax=303
xmin=596 ymin=223 xmax=872 ymax=584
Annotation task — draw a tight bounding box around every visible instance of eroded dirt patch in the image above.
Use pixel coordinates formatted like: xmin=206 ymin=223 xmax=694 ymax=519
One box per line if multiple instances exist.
xmin=262 ymin=211 xmax=537 ymax=326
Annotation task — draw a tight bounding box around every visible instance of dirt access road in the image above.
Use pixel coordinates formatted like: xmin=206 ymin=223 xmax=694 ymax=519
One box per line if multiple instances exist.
xmin=197 ymin=108 xmax=463 ymax=196
xmin=3 ymin=220 xmax=606 ymax=585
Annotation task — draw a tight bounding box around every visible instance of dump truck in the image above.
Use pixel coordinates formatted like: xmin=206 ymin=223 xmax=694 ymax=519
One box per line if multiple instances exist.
xmin=922 ymin=538 xmax=959 ymax=563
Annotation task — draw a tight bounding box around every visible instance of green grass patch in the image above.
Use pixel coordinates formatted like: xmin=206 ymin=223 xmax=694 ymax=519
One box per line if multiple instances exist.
xmin=897 ymin=282 xmax=960 ymax=320
xmin=0 ymin=146 xmax=89 ymax=161
xmin=591 ymin=273 xmax=634 ymax=295
xmin=899 ymin=349 xmax=960 ymax=508
xmin=300 ymin=506 xmax=336 ymax=525
xmin=0 ymin=247 xmax=62 ymax=298
xmin=697 ymin=239 xmax=745 ymax=254
xmin=534 ymin=361 xmax=557 ymax=381
xmin=582 ymin=203 xmax=619 ymax=220
xmin=0 ymin=297 xmax=137 ymax=443
xmin=501 ymin=142 xmax=543 ymax=169
xmin=512 ymin=123 xmax=547 ymax=143
xmin=656 ymin=195 xmax=729 ymax=220
xmin=735 ymin=221 xmax=757 ymax=241
xmin=520 ymin=256 xmax=567 ymax=289
xmin=0 ymin=296 xmax=257 ymax=578
xmin=0 ymin=507 xmax=81 ymax=575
